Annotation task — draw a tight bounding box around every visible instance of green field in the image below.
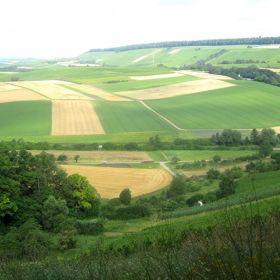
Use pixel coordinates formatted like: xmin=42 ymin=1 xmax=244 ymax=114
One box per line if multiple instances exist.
xmin=147 ymin=80 xmax=280 ymax=129
xmin=96 ymin=75 xmax=198 ymax=92
xmin=0 ymin=65 xmax=171 ymax=84
xmin=0 ymin=101 xmax=51 ymax=136
xmin=79 ymin=45 xmax=280 ymax=68
xmin=150 ymin=149 xmax=257 ymax=161
xmin=94 ymin=101 xmax=175 ymax=133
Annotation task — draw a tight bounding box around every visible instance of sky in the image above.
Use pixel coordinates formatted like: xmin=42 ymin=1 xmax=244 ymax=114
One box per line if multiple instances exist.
xmin=0 ymin=0 xmax=278 ymax=58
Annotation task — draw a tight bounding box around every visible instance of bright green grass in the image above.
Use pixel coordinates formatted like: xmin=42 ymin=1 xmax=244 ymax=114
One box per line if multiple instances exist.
xmin=147 ymin=80 xmax=280 ymax=129
xmin=95 ymin=101 xmax=175 ymax=133
xmin=96 ymin=75 xmax=198 ymax=92
xmin=0 ymin=65 xmax=171 ymax=84
xmin=209 ymin=47 xmax=280 ymax=68
xmin=0 ymin=101 xmax=51 ymax=136
xmin=159 ymin=149 xmax=257 ymax=161
xmin=0 ymin=131 xmax=194 ymax=144
xmin=79 ymin=49 xmax=161 ymax=66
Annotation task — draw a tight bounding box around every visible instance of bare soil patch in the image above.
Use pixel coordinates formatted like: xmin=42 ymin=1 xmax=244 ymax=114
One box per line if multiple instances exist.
xmin=11 ymin=81 xmax=91 ymax=100
xmin=61 ymin=165 xmax=172 ymax=198
xmin=51 ymin=100 xmax=104 ymax=135
xmin=130 ymin=72 xmax=184 ymax=81
xmin=120 ymin=79 xmax=235 ymax=100
xmin=169 ymin=48 xmax=181 ymax=55
xmin=176 ymin=70 xmax=233 ymax=80
xmin=67 ymin=84 xmax=130 ymax=101
xmin=30 ymin=150 xmax=151 ymax=163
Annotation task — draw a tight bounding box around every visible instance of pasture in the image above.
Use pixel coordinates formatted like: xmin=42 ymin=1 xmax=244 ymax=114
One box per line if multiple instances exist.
xmin=61 ymin=164 xmax=172 ymax=198
xmin=147 ymin=80 xmax=280 ymax=129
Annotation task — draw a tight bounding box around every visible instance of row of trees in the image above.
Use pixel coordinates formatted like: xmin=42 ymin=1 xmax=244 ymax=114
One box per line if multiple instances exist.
xmin=89 ymin=36 xmax=280 ymax=52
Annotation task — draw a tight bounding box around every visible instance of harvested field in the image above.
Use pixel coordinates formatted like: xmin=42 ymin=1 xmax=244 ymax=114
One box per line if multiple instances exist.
xmin=51 ymin=100 xmax=105 ymax=135
xmin=67 ymin=84 xmax=130 ymax=101
xmin=176 ymin=70 xmax=233 ymax=80
xmin=130 ymin=72 xmax=184 ymax=81
xmin=254 ymin=45 xmax=280 ymax=49
xmin=169 ymin=48 xmax=181 ymax=55
xmin=11 ymin=80 xmax=92 ymax=100
xmin=133 ymin=49 xmax=161 ymax=63
xmin=0 ymin=89 xmax=47 ymax=103
xmin=30 ymin=150 xmax=151 ymax=163
xmin=120 ymin=79 xmax=235 ymax=100
xmin=0 ymin=83 xmax=20 ymax=92
xmin=61 ymin=165 xmax=172 ymax=198
xmin=272 ymin=126 xmax=280 ymax=133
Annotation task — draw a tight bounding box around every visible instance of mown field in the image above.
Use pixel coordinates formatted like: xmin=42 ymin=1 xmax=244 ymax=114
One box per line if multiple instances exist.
xmin=0 ymin=100 xmax=51 ymax=136
xmin=147 ymin=80 xmax=280 ymax=129
xmin=95 ymin=101 xmax=175 ymax=133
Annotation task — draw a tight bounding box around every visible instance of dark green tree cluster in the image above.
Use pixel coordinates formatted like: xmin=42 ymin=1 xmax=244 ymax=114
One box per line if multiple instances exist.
xmin=0 ymin=150 xmax=100 ymax=233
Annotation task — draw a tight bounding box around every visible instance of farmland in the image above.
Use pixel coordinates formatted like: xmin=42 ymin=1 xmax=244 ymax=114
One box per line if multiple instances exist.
xmin=95 ymin=101 xmax=175 ymax=133
xmin=0 ymin=100 xmax=51 ymax=136
xmin=61 ymin=164 xmax=172 ymax=198
xmin=147 ymin=80 xmax=280 ymax=129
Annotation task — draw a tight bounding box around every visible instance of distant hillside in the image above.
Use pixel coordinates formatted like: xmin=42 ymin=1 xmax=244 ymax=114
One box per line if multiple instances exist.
xmin=89 ymin=36 xmax=280 ymax=52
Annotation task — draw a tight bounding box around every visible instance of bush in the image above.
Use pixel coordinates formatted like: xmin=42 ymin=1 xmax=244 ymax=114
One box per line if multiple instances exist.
xmin=206 ymin=168 xmax=220 ymax=180
xmin=113 ymin=205 xmax=151 ymax=220
xmin=186 ymin=194 xmax=204 ymax=207
xmin=75 ymin=220 xmax=104 ymax=235
xmin=166 ymin=175 xmax=186 ymax=198
xmin=119 ymin=188 xmax=132 ymax=205
xmin=57 ymin=230 xmax=77 ymax=251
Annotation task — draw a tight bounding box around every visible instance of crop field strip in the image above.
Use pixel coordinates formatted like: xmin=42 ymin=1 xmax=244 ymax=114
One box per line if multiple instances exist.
xmin=61 ymin=164 xmax=172 ymax=198
xmin=30 ymin=150 xmax=152 ymax=162
xmin=0 ymin=88 xmax=48 ymax=103
xmin=94 ymin=101 xmax=176 ymax=133
xmin=0 ymin=100 xmax=51 ymax=136
xmin=146 ymin=80 xmax=280 ymax=129
xmin=51 ymin=100 xmax=105 ymax=135
xmin=118 ymin=79 xmax=235 ymax=100
xmin=10 ymin=80 xmax=93 ymax=100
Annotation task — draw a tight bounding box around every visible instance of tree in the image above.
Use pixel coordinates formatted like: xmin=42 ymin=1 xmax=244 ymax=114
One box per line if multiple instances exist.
xmin=217 ymin=175 xmax=237 ymax=198
xmin=250 ymin=128 xmax=260 ymax=145
xmin=207 ymin=168 xmax=220 ymax=180
xmin=166 ymin=175 xmax=186 ymax=197
xmin=119 ymin=188 xmax=132 ymax=205
xmin=42 ymin=195 xmax=69 ymax=232
xmin=65 ymin=174 xmax=100 ymax=215
xmin=74 ymin=155 xmax=80 ymax=163
xmin=259 ymin=142 xmax=273 ymax=158
xmin=213 ymin=155 xmax=221 ymax=163
xmin=171 ymin=156 xmax=180 ymax=164
xmin=57 ymin=154 xmax=67 ymax=163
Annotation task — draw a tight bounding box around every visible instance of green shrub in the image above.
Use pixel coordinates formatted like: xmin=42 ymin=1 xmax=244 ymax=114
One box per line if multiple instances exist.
xmin=75 ymin=220 xmax=104 ymax=235
xmin=57 ymin=230 xmax=77 ymax=251
xmin=186 ymin=194 xmax=204 ymax=207
xmin=113 ymin=205 xmax=151 ymax=220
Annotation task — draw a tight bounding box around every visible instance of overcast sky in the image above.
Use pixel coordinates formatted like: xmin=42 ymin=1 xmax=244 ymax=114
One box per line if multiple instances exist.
xmin=0 ymin=0 xmax=278 ymax=58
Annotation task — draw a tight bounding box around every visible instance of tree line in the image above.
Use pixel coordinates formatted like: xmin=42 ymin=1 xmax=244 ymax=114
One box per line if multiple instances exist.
xmin=89 ymin=36 xmax=280 ymax=52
